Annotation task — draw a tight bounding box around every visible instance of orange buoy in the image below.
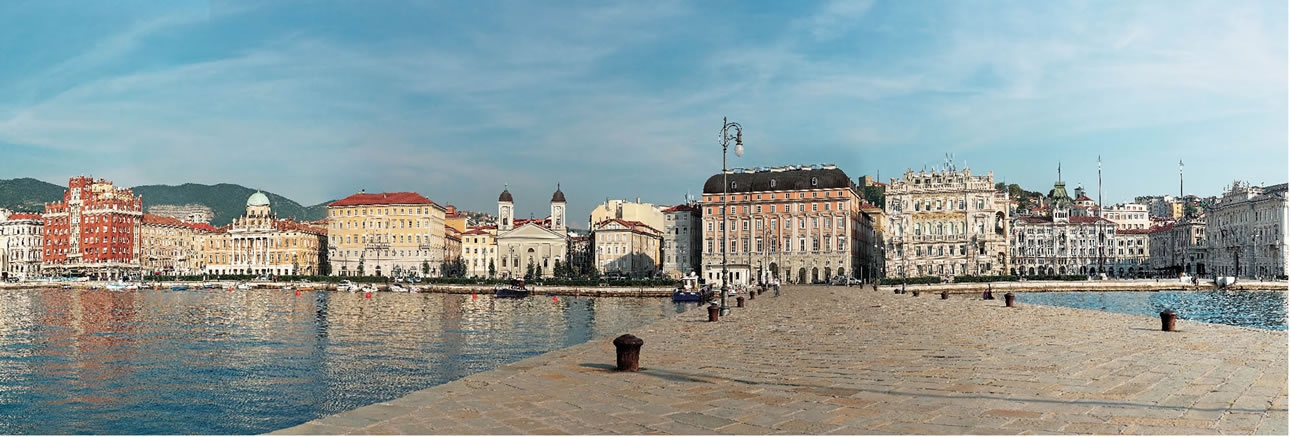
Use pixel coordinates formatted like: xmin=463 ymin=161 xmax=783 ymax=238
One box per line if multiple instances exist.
xmin=365 ymin=292 xmax=372 ymax=299
xmin=472 ymin=294 xmax=476 ymax=299
xmin=553 ymin=296 xmax=558 ymax=302
xmin=295 ymin=290 xmax=301 ymax=296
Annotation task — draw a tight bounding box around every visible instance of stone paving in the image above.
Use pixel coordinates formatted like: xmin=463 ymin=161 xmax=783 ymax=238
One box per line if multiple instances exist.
xmin=271 ymin=285 xmax=1288 ymax=435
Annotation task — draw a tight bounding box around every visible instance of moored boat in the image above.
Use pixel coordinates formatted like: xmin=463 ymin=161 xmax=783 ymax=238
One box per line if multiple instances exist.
xmin=671 ymin=273 xmax=712 ymax=302
xmin=170 ymin=285 xmax=189 ymax=291
xmin=495 ymin=279 xmax=530 ymax=298
xmin=390 ymin=284 xmax=408 ymax=293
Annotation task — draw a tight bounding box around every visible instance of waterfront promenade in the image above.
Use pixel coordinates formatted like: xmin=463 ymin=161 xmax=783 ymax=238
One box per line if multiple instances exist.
xmin=273 ymin=285 xmax=1287 ymax=435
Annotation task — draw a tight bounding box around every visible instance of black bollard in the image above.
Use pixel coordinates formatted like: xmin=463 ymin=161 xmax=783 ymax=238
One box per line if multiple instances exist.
xmin=736 ymin=296 xmax=745 ymax=308
xmin=1004 ymin=292 xmax=1015 ymax=307
xmin=1160 ymin=309 xmax=1176 ymax=332
xmin=708 ymin=303 xmax=720 ymax=322
xmin=941 ymin=290 xmax=949 ymax=299
xmin=749 ymin=289 xmax=755 ymax=300
xmin=912 ymin=289 xmax=920 ymax=297
xmin=612 ymin=334 xmax=644 ymax=372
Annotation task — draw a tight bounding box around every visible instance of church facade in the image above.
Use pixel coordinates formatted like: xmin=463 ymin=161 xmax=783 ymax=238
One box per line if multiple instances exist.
xmin=494 ymin=186 xmax=569 ymax=278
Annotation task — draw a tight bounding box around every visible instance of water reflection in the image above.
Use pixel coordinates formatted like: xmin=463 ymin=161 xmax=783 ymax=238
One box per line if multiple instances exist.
xmin=1017 ymin=290 xmax=1287 ymax=331
xmin=0 ymin=288 xmax=689 ymax=434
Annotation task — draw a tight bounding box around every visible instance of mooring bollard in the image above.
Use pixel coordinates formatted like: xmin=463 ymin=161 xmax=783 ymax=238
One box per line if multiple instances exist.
xmin=1005 ymin=292 xmax=1015 ymax=307
xmin=736 ymin=296 xmax=745 ymax=307
xmin=708 ymin=303 xmax=720 ymax=322
xmin=941 ymin=290 xmax=949 ymax=299
xmin=749 ymin=290 xmax=755 ymax=300
xmin=1160 ymin=309 xmax=1177 ymax=332
xmin=912 ymin=289 xmax=920 ymax=297
xmin=612 ymin=334 xmax=644 ymax=372
xmin=893 ymin=288 xmax=901 ymax=295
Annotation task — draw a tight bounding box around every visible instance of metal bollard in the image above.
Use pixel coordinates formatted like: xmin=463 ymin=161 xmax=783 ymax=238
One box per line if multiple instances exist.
xmin=1005 ymin=292 xmax=1015 ymax=307
xmin=893 ymin=288 xmax=901 ymax=294
xmin=1160 ymin=309 xmax=1176 ymax=332
xmin=736 ymin=296 xmax=745 ymax=307
xmin=612 ymin=334 xmax=644 ymax=371
xmin=708 ymin=303 xmax=720 ymax=322
xmin=912 ymin=290 xmax=920 ymax=297
xmin=749 ymin=290 xmax=755 ymax=300
xmin=941 ymin=290 xmax=949 ymax=299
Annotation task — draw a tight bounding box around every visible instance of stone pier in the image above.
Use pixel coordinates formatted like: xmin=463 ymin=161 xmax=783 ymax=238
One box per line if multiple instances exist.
xmin=276 ymin=284 xmax=1286 ymax=434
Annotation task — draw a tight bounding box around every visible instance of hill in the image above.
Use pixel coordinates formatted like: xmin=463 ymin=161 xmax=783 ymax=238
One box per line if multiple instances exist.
xmin=0 ymin=178 xmax=65 ymax=212
xmin=132 ymin=183 xmax=328 ymax=226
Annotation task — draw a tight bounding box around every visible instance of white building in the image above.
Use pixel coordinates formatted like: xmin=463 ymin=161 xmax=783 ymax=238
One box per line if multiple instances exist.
xmin=1110 ymin=229 xmax=1151 ymax=278
xmin=592 ymin=218 xmax=662 ymax=277
xmin=885 ymin=167 xmax=1010 ymax=279
xmin=1135 ymin=195 xmax=1182 ymax=220
xmin=494 ymin=187 xmax=569 ymax=278
xmin=1009 ymin=180 xmax=1118 ymax=276
xmin=1205 ymin=182 xmax=1288 ymax=279
xmin=661 ymin=203 xmax=702 ymax=279
xmin=0 ymin=211 xmax=44 ymax=281
xmin=1101 ymin=203 xmax=1150 ymax=231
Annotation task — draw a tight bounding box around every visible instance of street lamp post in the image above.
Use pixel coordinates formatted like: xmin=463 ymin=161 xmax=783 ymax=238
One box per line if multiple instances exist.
xmin=719 ymin=116 xmax=743 ymax=316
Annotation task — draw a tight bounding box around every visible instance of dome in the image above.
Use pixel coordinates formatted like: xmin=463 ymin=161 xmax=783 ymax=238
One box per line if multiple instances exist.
xmin=551 ymin=185 xmax=565 ymax=203
xmin=247 ymin=191 xmax=270 ymax=207
xmin=498 ymin=189 xmax=513 ymax=202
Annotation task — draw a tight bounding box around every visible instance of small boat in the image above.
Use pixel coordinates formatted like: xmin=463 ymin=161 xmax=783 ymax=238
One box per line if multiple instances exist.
xmin=409 ymin=286 xmax=422 ymax=293
xmin=390 ymin=284 xmax=408 ymax=293
xmin=297 ymin=283 xmax=314 ymax=291
xmin=1216 ymin=276 xmax=1237 ymax=287
xmin=170 ymin=285 xmax=189 ymax=291
xmin=360 ymin=284 xmax=377 ymax=293
xmin=125 ymin=283 xmax=140 ymax=291
xmin=671 ymin=273 xmax=712 ymax=302
xmin=338 ymin=280 xmax=358 ymax=292
xmin=236 ymin=282 xmax=252 ymax=290
xmin=106 ymin=282 xmax=127 ymax=291
xmin=61 ymin=285 xmax=73 ymax=290
xmin=495 ymin=279 xmax=531 ymax=298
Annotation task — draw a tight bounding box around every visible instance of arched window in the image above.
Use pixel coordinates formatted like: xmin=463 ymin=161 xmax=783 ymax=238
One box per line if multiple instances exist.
xmin=811 ymin=177 xmax=818 ymax=186
xmin=770 ymin=179 xmax=777 ymax=188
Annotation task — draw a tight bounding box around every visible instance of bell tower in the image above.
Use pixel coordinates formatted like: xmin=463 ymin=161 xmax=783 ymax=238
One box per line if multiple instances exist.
xmin=498 ymin=185 xmax=514 ymax=231
xmin=550 ymin=184 xmax=566 ymax=232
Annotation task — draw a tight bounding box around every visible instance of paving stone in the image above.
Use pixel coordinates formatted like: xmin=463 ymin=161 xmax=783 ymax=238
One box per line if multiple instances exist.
xmin=265 ymin=285 xmax=1286 ymax=435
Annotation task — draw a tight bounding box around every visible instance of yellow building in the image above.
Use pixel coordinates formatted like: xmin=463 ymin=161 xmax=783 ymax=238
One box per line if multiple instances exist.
xmin=326 ymin=191 xmax=446 ymax=278
xmin=589 ymin=199 xmax=664 ymax=233
xmin=201 ymin=192 xmax=328 ymax=276
xmin=141 ymin=214 xmax=214 ymax=275
xmin=445 ymin=224 xmax=462 ymax=262
xmin=461 ymin=225 xmax=498 ymax=277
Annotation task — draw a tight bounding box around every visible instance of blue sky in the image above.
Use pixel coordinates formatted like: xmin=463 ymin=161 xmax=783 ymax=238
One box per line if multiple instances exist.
xmin=1 ymin=0 xmax=1285 ymax=226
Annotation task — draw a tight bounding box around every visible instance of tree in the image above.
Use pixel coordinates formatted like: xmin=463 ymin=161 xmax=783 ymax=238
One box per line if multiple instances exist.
xmin=488 ymin=258 xmax=496 ymax=278
xmin=525 ymin=260 xmax=535 ymax=280
xmin=553 ymin=259 xmax=564 ymax=278
xmin=357 ymin=261 xmax=365 ymax=277
xmin=862 ymin=185 xmax=885 ymax=209
xmin=422 ymin=260 xmax=430 ymax=275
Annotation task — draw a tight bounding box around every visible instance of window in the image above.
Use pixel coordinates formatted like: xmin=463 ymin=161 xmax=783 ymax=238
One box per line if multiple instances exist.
xmin=799 ymin=218 xmax=806 ymax=229
xmin=799 ymin=238 xmax=806 ymax=251
xmin=731 ymin=181 xmax=737 ymax=189
xmin=811 ymin=177 xmax=818 ymax=186
xmin=756 ymin=205 xmax=762 ymax=213
xmin=770 ymin=179 xmax=776 ymax=188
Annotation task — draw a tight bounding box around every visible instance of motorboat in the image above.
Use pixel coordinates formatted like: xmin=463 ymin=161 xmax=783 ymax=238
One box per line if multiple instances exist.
xmin=236 ymin=282 xmax=252 ymax=290
xmin=106 ymin=283 xmax=128 ymax=291
xmin=337 ymin=280 xmax=358 ymax=292
xmin=170 ymin=285 xmax=189 ymax=291
xmin=390 ymin=284 xmax=408 ymax=293
xmin=360 ymin=284 xmax=377 ymax=293
xmin=409 ymin=286 xmax=423 ymax=293
xmin=495 ymin=279 xmax=531 ymax=298
xmin=671 ymin=273 xmax=712 ymax=302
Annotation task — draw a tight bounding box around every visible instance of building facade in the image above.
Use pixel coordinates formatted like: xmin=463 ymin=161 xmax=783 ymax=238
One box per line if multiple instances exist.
xmin=494 ymin=187 xmax=569 ymax=279
xmin=884 ymin=168 xmax=1010 ymax=280
xmin=660 ymin=204 xmax=702 ymax=279
xmin=1 ymin=212 xmax=43 ymax=280
xmin=1008 ymin=179 xmax=1118 ymax=276
xmin=140 ymin=214 xmax=213 ymax=275
xmin=700 ymin=164 xmax=871 ymax=286
xmin=461 ymin=226 xmax=497 ymax=277
xmin=202 ymin=192 xmax=328 ymax=276
xmin=1149 ymin=217 xmax=1207 ymax=277
xmin=592 ymin=218 xmax=662 ymax=277
xmin=589 ymin=199 xmax=665 ymax=234
xmin=1205 ymin=182 xmax=1288 ymax=279
xmin=327 ymin=191 xmax=446 ymax=278
xmin=859 ymin=201 xmax=886 ymax=282
xmin=41 ymin=176 xmax=143 ymax=280
xmin=1110 ymin=229 xmax=1151 ymax=278
xmin=1101 ymin=203 xmax=1150 ymax=231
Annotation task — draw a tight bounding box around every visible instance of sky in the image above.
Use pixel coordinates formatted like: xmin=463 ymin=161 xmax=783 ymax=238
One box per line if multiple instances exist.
xmin=0 ymin=0 xmax=1286 ymax=227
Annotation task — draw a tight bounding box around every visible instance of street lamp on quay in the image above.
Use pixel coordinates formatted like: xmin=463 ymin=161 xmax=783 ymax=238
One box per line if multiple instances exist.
xmin=719 ymin=116 xmax=744 ymax=317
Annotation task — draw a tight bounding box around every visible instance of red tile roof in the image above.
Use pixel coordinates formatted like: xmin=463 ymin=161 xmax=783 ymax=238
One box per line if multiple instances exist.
xmin=6 ymin=212 xmax=42 ymax=221
xmin=329 ymin=192 xmax=438 ymax=207
xmin=1075 ymin=195 xmax=1093 ymax=202
xmin=661 ymin=204 xmax=699 ymax=213
xmin=1069 ymin=216 xmax=1115 ymax=224
xmin=594 ymin=218 xmax=661 ymax=234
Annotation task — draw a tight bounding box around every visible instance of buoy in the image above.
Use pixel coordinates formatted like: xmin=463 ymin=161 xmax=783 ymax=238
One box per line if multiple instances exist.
xmin=365 ymin=292 xmax=372 ymax=299
xmin=472 ymin=294 xmax=477 ymax=299
xmin=553 ymin=296 xmax=558 ymax=302
xmin=295 ymin=290 xmax=301 ymax=296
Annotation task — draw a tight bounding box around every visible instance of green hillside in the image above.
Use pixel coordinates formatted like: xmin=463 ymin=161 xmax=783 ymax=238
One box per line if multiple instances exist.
xmin=132 ymin=183 xmax=328 ymax=226
xmin=0 ymin=178 xmax=65 ymax=212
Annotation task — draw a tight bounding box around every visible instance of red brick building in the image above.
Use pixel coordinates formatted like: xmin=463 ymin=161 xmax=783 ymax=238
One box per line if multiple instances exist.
xmin=42 ymin=176 xmax=143 ymax=279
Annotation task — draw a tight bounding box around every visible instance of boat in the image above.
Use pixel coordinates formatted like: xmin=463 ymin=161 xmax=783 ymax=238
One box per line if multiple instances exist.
xmin=671 ymin=273 xmax=712 ymax=302
xmin=204 ymin=283 xmax=221 ymax=289
xmin=236 ymin=282 xmax=252 ymax=290
xmin=170 ymin=285 xmax=189 ymax=291
xmin=106 ymin=283 xmax=127 ymax=291
xmin=360 ymin=284 xmax=377 ymax=293
xmin=390 ymin=284 xmax=408 ymax=293
xmin=495 ymin=279 xmax=531 ymax=298
xmin=338 ymin=280 xmax=358 ymax=292
xmin=409 ymin=286 xmax=422 ymax=293
xmin=1216 ymin=276 xmax=1237 ymax=287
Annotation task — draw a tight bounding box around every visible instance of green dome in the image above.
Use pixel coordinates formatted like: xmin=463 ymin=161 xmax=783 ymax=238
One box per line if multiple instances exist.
xmin=247 ymin=191 xmax=270 ymax=207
